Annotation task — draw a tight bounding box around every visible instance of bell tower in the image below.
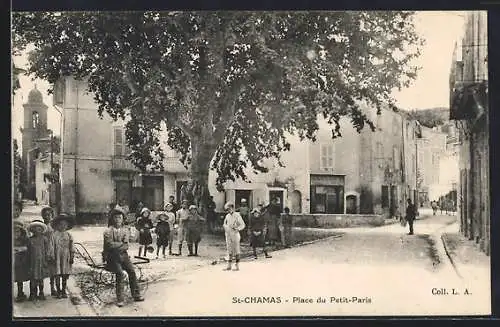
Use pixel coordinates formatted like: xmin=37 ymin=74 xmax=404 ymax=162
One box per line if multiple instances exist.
xmin=20 ymin=86 xmax=50 ymax=200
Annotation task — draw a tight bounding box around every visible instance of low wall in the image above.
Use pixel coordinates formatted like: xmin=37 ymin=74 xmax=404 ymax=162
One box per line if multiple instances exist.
xmin=292 ymin=214 xmax=385 ymax=229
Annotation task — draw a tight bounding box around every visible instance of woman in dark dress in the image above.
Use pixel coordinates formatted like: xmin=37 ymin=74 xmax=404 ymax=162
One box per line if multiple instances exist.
xmin=14 ymin=221 xmax=30 ymax=302
xmin=136 ymin=207 xmax=154 ymax=257
xmin=249 ymin=208 xmax=272 ymax=260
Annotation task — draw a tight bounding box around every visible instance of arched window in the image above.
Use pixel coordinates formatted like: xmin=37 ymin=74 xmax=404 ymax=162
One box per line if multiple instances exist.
xmin=32 ymin=111 xmax=39 ymax=128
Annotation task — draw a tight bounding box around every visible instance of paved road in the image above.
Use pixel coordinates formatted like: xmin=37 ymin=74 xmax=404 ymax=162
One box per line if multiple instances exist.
xmin=91 ymin=213 xmax=490 ymax=317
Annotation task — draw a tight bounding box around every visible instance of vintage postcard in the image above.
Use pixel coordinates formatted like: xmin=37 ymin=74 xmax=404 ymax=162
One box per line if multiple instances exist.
xmin=11 ymin=10 xmax=490 ymax=317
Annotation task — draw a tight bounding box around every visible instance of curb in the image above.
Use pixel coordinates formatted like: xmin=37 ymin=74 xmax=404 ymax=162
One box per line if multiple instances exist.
xmin=66 ymin=275 xmax=100 ymax=316
xmin=440 ymin=234 xmax=463 ymax=279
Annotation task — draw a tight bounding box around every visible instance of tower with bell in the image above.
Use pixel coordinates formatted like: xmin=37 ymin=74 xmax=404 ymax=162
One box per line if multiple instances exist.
xmin=20 ymin=85 xmax=51 ymax=200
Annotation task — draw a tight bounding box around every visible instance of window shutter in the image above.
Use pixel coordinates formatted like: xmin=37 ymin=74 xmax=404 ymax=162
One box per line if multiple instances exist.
xmin=114 ymin=128 xmax=123 ymax=156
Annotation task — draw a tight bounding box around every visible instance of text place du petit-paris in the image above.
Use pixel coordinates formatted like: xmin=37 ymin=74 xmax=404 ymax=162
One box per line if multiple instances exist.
xmin=232 ymin=296 xmax=373 ymax=304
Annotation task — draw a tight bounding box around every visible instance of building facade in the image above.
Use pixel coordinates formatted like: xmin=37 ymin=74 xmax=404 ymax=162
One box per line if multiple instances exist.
xmin=225 ymin=106 xmax=422 ymax=218
xmin=449 ymin=11 xmax=489 ymax=255
xmin=54 ymin=76 xmax=423 ymax=220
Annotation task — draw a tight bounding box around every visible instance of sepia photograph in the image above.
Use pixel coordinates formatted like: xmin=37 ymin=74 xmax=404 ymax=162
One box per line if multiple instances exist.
xmin=11 ymin=10 xmax=490 ymax=317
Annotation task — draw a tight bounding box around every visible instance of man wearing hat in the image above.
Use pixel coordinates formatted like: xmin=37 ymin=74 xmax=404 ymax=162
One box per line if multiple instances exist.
xmin=103 ymin=208 xmax=144 ymax=307
xmin=27 ymin=219 xmax=53 ymax=301
xmin=174 ymin=200 xmax=190 ymax=256
xmin=222 ymin=201 xmax=246 ymax=271
xmin=186 ymin=205 xmax=205 ymax=256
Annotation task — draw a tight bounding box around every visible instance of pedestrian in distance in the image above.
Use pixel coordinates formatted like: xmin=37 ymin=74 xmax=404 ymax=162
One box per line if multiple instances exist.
xmin=405 ymin=199 xmax=417 ymax=235
xmin=266 ymin=198 xmax=281 ymax=245
xmin=186 ymin=205 xmax=205 ymax=257
xmin=163 ymin=203 xmax=176 ymax=255
xmin=168 ymin=195 xmax=179 ymax=213
xmin=206 ymin=195 xmax=217 ymax=233
xmin=223 ymin=201 xmax=246 ymax=271
xmin=14 ymin=221 xmax=30 ymax=302
xmin=281 ymin=207 xmax=293 ymax=248
xmin=50 ymin=214 xmax=75 ymax=299
xmin=248 ymin=208 xmax=272 ymax=259
xmin=431 ymin=200 xmax=438 ymax=216
xmin=103 ymin=209 xmax=144 ymax=307
xmin=136 ymin=207 xmax=154 ymax=258
xmin=41 ymin=206 xmax=58 ymax=297
xmin=154 ymin=213 xmax=171 ymax=259
xmin=174 ymin=200 xmax=190 ymax=256
xmin=27 ymin=220 xmax=53 ymax=301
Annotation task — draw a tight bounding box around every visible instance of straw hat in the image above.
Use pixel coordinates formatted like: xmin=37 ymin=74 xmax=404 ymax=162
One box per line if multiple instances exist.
xmin=189 ymin=205 xmax=197 ymax=210
xmin=51 ymin=213 xmax=76 ymax=230
xmin=28 ymin=219 xmax=48 ymax=234
xmin=140 ymin=207 xmax=151 ymax=216
xmin=224 ymin=201 xmax=234 ymax=210
xmin=251 ymin=207 xmax=261 ymax=214
xmin=241 ymin=198 xmax=247 ymax=203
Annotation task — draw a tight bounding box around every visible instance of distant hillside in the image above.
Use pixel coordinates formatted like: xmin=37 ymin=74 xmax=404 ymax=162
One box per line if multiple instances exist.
xmin=404 ymin=107 xmax=449 ymax=129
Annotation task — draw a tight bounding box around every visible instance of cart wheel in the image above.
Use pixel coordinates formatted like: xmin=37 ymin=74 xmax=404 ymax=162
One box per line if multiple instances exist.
xmin=99 ymin=270 xmax=115 ymax=287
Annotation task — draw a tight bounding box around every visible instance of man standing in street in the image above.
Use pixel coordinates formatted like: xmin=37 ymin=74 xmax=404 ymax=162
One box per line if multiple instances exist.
xmin=174 ymin=200 xmax=189 ymax=256
xmin=206 ymin=195 xmax=217 ymax=233
xmin=405 ymin=199 xmax=417 ymax=235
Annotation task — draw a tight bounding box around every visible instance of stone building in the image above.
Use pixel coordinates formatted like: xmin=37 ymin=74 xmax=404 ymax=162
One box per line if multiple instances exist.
xmin=52 ymin=77 xmax=220 ymax=221
xmin=53 ymin=75 xmax=422 ymax=221
xmin=449 ymin=11 xmax=489 ymax=255
xmin=225 ymin=105 xmax=422 ymax=218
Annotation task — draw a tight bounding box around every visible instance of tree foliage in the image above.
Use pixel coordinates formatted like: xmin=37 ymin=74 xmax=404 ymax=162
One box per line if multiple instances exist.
xmin=12 ymin=11 xmax=423 ymax=206
xmin=406 ymin=107 xmax=448 ymax=129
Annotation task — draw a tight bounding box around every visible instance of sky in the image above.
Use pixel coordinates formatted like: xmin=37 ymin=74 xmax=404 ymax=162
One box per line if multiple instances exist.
xmin=11 ymin=11 xmax=466 ymax=150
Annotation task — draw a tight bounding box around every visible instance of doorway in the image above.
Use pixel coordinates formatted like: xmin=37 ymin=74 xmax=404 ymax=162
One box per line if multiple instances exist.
xmin=346 ymin=194 xmax=357 ymax=214
xmin=269 ymin=190 xmax=284 ymax=211
xmin=235 ymin=190 xmax=252 ymax=208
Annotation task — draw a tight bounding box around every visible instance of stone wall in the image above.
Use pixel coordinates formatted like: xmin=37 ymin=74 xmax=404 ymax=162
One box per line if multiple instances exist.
xmin=292 ymin=214 xmax=385 ymax=229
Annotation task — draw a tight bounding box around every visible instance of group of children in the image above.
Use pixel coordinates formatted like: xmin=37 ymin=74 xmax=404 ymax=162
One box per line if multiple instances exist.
xmin=14 ymin=207 xmax=75 ymax=302
xmin=124 ymin=199 xmax=206 ymax=260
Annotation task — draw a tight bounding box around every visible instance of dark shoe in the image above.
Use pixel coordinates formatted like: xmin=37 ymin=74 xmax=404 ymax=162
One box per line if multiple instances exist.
xmin=15 ymin=294 xmax=27 ymax=302
xmin=38 ymin=293 xmax=46 ymax=301
xmin=51 ymin=289 xmax=58 ymax=297
xmin=408 ymin=232 xmax=414 ymax=235
xmin=187 ymin=253 xmax=194 ymax=257
xmin=61 ymin=291 xmax=68 ymax=299
xmin=133 ymin=295 xmax=144 ymax=302
xmin=253 ymin=255 xmax=258 ymax=260
xmin=29 ymin=294 xmax=37 ymax=301
xmin=116 ymin=300 xmax=125 ymax=307
xmin=265 ymin=254 xmax=272 ymax=258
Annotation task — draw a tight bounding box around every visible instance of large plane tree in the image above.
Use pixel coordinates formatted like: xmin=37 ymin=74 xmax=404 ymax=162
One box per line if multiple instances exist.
xmin=12 ymin=11 xmax=422 ymax=212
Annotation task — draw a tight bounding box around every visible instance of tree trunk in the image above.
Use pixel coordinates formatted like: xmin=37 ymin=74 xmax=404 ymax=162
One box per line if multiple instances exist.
xmin=182 ymin=138 xmax=216 ymax=223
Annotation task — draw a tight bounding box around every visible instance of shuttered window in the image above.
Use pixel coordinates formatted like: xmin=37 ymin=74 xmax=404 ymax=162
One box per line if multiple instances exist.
xmin=320 ymin=143 xmax=334 ymax=170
